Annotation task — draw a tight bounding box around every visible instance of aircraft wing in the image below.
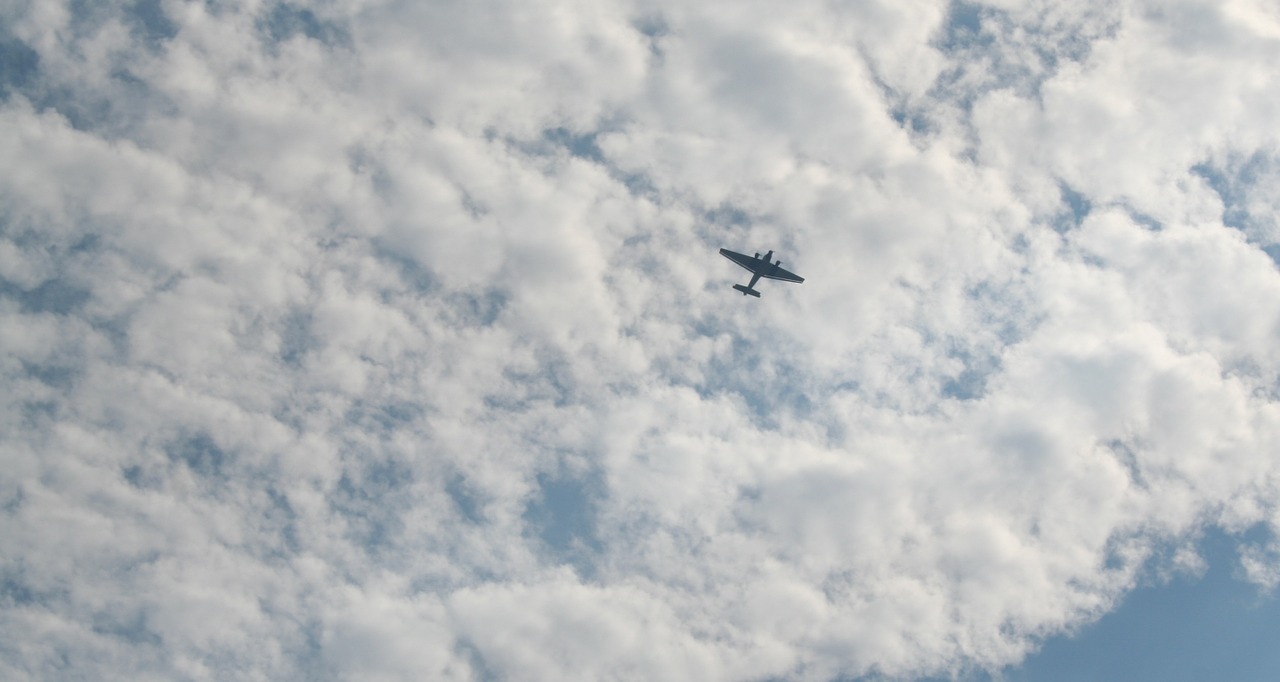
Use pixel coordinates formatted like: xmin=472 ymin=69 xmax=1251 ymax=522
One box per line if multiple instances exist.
xmin=761 ymin=266 xmax=804 ymax=284
xmin=719 ymin=248 xmax=763 ymax=272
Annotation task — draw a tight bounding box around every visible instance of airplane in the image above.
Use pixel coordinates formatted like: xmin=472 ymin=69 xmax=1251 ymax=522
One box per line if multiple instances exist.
xmin=719 ymin=248 xmax=804 ymax=297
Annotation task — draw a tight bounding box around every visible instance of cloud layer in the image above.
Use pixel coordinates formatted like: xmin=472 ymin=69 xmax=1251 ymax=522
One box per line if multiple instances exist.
xmin=3 ymin=0 xmax=1280 ymax=679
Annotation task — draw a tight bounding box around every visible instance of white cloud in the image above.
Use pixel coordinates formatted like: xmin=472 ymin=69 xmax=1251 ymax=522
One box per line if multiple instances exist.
xmin=3 ymin=0 xmax=1280 ymax=680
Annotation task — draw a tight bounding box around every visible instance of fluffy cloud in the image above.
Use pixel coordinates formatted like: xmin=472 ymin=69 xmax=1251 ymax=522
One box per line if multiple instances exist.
xmin=2 ymin=0 xmax=1279 ymax=679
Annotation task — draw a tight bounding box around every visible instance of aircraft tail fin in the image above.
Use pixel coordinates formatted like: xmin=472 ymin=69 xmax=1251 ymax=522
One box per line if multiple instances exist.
xmin=733 ymin=284 xmax=762 ymax=298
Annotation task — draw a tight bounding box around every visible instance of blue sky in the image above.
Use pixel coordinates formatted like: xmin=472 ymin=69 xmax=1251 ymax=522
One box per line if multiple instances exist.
xmin=3 ymin=0 xmax=1280 ymax=680
xmin=1009 ymin=528 xmax=1280 ymax=682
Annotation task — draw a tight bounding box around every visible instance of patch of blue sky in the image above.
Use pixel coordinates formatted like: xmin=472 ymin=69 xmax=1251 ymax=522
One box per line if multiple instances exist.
xmin=631 ymin=12 xmax=669 ymax=60
xmin=631 ymin=13 xmax=669 ymax=41
xmin=499 ymin=126 xmax=606 ymax=166
xmin=1121 ymin=204 xmax=1163 ymax=232
xmin=445 ymin=474 xmax=484 ymax=525
xmin=91 ymin=606 xmax=162 ymax=648
xmin=0 ymin=7 xmax=161 ymax=134
xmin=122 ymin=0 xmax=180 ymax=49
xmin=929 ymin=1 xmax=1114 ymax=122
xmin=935 ymin=301 xmax=1023 ymax=404
xmin=1005 ymin=526 xmax=1280 ymax=682
xmin=19 ymin=359 xmax=79 ymax=391
xmin=0 ymin=563 xmax=49 ymax=610
xmin=261 ymin=485 xmax=302 ymax=557
xmin=1241 ymin=242 xmax=1277 ymax=275
xmin=0 ymin=31 xmax=39 ymax=101
xmin=968 ymin=280 xmax=1039 ymax=348
xmin=1193 ymin=155 xmax=1264 ymax=231
xmin=1 ymin=277 xmax=92 ymax=316
xmin=878 ymin=1 xmax=1001 ymax=149
xmin=940 ymin=347 xmax=999 ymax=401
xmin=18 ymin=398 xmax=61 ymax=428
xmin=937 ymin=1 xmax=989 ymax=54
xmin=702 ymin=202 xmax=754 ymax=232
xmin=43 ymin=73 xmax=159 ymax=135
xmin=893 ymin=527 xmax=1280 ymax=681
xmin=2 ymin=204 xmax=100 ymax=257
xmin=519 ymin=124 xmax=666 ymax=201
xmin=1054 ymin=182 xmax=1093 ymax=233
xmin=498 ymin=123 xmax=662 ymax=200
xmin=329 ymin=457 xmax=414 ymax=557
xmin=691 ymin=336 xmax=813 ymax=426
xmin=345 ymin=398 xmax=425 ymax=434
xmin=888 ymin=102 xmax=936 ymax=141
xmin=454 ymin=638 xmax=503 ymax=682
xmin=259 ymin=1 xmax=352 ymax=49
xmin=371 ymin=237 xmax=440 ymax=293
xmin=64 ymin=0 xmax=174 ymax=48
xmin=1192 ymin=154 xmax=1280 ymax=265
xmin=165 ymin=432 xmax=232 ymax=479
xmin=484 ymin=357 xmax=578 ymax=412
xmin=542 ymin=127 xmax=608 ymax=165
xmin=275 ymin=307 xmax=314 ymax=367
xmin=1053 ymin=183 xmax=1162 ymax=234
xmin=929 ymin=3 xmax=1028 ymax=107
xmin=522 ymin=470 xmax=603 ymax=577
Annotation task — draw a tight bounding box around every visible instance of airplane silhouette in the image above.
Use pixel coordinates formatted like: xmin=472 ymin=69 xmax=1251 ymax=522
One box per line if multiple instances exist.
xmin=719 ymin=248 xmax=804 ymax=297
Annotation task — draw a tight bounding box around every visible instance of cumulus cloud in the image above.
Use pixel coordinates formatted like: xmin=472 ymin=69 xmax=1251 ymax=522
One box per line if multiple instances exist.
xmin=2 ymin=0 xmax=1280 ymax=679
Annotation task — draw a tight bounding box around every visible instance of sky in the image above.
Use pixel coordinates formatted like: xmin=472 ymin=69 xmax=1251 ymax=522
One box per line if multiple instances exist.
xmin=2 ymin=0 xmax=1280 ymax=680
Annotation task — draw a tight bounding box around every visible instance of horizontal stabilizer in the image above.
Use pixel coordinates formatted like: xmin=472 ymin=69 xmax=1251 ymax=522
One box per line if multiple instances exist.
xmin=733 ymin=284 xmax=762 ymax=298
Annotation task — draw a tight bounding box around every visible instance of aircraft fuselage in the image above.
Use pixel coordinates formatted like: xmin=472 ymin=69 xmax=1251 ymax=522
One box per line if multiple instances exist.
xmin=719 ymin=247 xmax=805 ymax=297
